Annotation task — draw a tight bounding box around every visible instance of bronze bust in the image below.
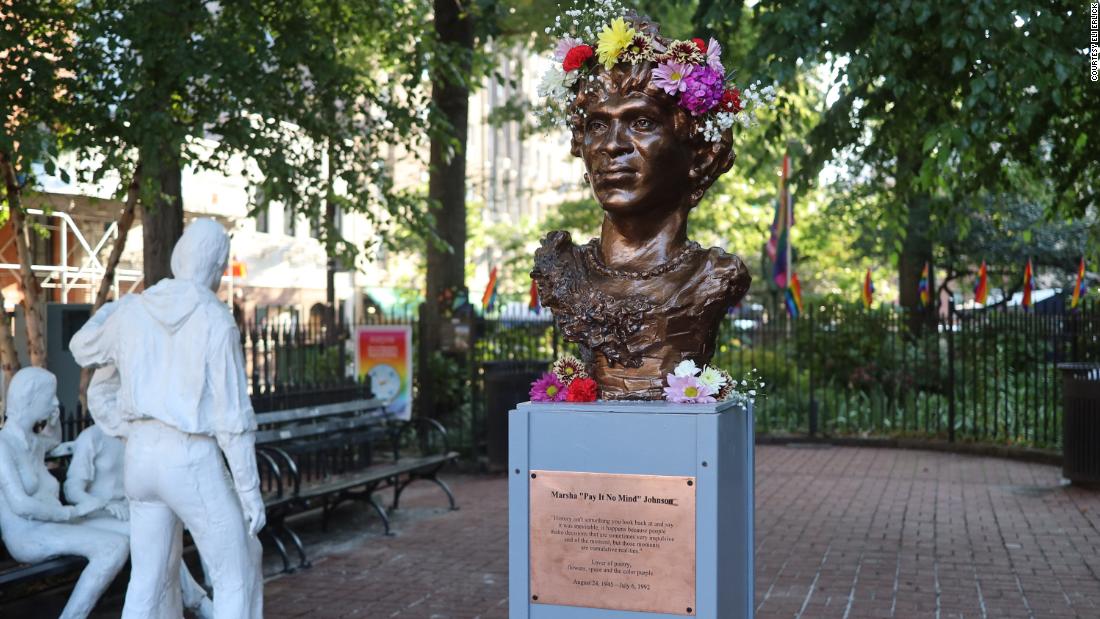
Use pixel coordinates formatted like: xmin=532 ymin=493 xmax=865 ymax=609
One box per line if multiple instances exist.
xmin=532 ymin=20 xmax=752 ymax=400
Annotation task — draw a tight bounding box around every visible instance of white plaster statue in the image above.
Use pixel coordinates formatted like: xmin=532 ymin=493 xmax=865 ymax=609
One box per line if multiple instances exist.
xmin=70 ymin=218 xmax=264 ymax=619
xmin=0 ymin=367 xmax=129 ymax=619
xmin=65 ymin=367 xmax=214 ymax=619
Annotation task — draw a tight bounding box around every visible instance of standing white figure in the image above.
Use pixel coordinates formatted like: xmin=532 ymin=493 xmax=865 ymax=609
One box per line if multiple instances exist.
xmin=0 ymin=367 xmax=129 ymax=619
xmin=65 ymin=366 xmax=214 ymax=619
xmin=70 ymin=218 xmax=264 ymax=619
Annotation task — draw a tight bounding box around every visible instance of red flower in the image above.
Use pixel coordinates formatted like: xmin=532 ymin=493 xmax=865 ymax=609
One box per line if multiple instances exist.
xmin=692 ymin=37 xmax=707 ymax=53
xmin=719 ymin=88 xmax=743 ymax=113
xmin=566 ymin=377 xmax=598 ymax=402
xmin=563 ymin=45 xmax=594 ymax=72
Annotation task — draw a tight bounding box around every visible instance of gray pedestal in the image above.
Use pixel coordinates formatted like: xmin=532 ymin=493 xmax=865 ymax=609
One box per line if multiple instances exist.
xmin=509 ymin=400 xmax=754 ymax=618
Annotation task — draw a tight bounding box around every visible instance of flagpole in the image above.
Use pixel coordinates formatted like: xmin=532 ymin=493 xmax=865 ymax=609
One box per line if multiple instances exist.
xmin=784 ymin=152 xmax=792 ymax=308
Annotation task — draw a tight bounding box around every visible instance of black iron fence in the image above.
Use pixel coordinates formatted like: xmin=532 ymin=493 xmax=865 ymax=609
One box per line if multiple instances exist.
xmin=55 ymin=299 xmax=1100 ymax=455
xmin=711 ymin=301 xmax=1098 ymax=450
xmin=243 ymin=320 xmax=356 ymax=413
xmin=58 ymin=321 xmax=360 ymax=440
xmin=453 ymin=299 xmax=1099 ymax=455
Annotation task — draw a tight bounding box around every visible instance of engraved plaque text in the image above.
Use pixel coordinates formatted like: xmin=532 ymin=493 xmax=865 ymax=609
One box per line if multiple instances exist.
xmin=529 ymin=470 xmax=696 ymax=615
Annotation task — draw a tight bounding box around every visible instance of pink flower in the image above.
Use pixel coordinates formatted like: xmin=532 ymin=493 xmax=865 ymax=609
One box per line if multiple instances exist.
xmin=679 ymin=65 xmax=724 ymax=115
xmin=705 ymin=38 xmax=724 ymax=73
xmin=530 ymin=372 xmax=567 ymax=402
xmin=663 ymin=374 xmax=717 ymax=404
xmin=554 ymin=36 xmax=585 ymax=62
xmin=652 ymin=61 xmax=694 ymax=95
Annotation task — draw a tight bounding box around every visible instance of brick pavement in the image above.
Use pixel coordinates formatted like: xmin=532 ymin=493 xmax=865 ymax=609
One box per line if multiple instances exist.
xmin=263 ymin=445 xmax=1100 ymax=618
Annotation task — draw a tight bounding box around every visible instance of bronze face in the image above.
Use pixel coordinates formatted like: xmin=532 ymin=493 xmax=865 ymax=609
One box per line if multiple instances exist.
xmin=580 ymin=91 xmax=693 ymax=218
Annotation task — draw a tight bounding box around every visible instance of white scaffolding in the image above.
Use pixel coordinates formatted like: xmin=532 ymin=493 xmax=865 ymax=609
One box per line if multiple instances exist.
xmin=0 ymin=208 xmax=143 ymax=304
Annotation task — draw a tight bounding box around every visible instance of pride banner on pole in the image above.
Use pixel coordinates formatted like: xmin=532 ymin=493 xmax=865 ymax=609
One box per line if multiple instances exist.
xmin=1071 ymin=258 xmax=1087 ymax=310
xmin=862 ymin=269 xmax=874 ymax=309
xmin=1022 ymin=259 xmax=1034 ymax=308
xmin=974 ymin=261 xmax=989 ymax=304
xmin=355 ymin=325 xmax=413 ymax=420
xmin=918 ymin=262 xmax=931 ymax=307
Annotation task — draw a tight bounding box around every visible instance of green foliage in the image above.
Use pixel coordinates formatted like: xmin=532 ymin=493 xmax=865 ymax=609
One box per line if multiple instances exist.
xmin=274 ymin=344 xmax=345 ymax=387
xmin=0 ymin=2 xmax=74 ymax=194
xmin=424 ymin=351 xmax=472 ymax=425
xmin=4 ymin=1 xmax=441 ymax=266
xmin=936 ymin=190 xmax=1098 ymax=299
xmin=540 ymin=197 xmax=603 ymax=239
xmin=758 ymin=4 xmax=1089 ymax=238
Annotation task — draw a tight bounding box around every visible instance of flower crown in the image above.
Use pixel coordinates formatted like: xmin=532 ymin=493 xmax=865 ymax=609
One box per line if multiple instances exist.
xmin=538 ymin=2 xmax=774 ymax=143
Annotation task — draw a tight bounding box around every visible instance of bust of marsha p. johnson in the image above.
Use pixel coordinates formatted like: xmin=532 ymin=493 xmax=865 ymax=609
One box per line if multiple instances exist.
xmin=531 ymin=16 xmax=752 ymax=400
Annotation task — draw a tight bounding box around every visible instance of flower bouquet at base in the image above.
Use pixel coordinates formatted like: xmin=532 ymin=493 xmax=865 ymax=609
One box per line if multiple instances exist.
xmin=662 ymin=360 xmax=764 ymax=406
xmin=529 ymin=354 xmax=599 ymax=403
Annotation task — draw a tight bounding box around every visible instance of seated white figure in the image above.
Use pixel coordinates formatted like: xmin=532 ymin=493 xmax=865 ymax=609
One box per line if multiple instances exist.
xmin=63 ymin=367 xmax=214 ymax=619
xmin=0 ymin=367 xmax=129 ymax=619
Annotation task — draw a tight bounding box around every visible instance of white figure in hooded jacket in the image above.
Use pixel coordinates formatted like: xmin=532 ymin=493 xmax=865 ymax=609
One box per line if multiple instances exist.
xmin=63 ymin=367 xmax=214 ymax=619
xmin=70 ymin=218 xmax=264 ymax=619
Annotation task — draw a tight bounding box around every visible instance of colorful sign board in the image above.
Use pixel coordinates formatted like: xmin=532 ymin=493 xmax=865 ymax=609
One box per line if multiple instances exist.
xmin=354 ymin=325 xmax=412 ymax=420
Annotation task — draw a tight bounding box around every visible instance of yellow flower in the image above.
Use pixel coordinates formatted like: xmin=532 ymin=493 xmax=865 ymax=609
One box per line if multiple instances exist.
xmin=596 ymin=17 xmax=636 ymax=69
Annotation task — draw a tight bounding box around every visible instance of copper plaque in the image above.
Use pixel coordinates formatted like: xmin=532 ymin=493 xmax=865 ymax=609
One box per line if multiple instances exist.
xmin=529 ymin=470 xmax=696 ymax=615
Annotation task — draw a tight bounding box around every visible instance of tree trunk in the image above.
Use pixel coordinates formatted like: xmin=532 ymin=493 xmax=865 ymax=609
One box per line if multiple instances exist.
xmin=895 ymin=144 xmax=935 ymax=333
xmin=897 ymin=196 xmax=931 ymax=302
xmin=1 ymin=151 xmax=47 ymax=367
xmin=141 ymin=145 xmax=184 ymax=287
xmin=422 ymin=0 xmax=474 ymax=416
xmin=0 ymin=154 xmax=23 ymax=386
xmin=78 ymin=165 xmax=142 ymax=410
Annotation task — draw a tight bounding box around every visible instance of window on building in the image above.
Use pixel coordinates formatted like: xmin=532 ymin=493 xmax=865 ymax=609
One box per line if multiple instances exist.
xmin=283 ymin=204 xmax=296 ymax=237
xmin=252 ymin=187 xmax=269 ymax=233
xmin=255 ymin=206 xmax=269 ymax=233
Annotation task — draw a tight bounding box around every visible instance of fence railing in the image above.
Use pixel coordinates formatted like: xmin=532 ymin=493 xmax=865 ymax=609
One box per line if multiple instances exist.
xmin=55 ymin=299 xmax=1100 ymax=454
xmin=242 ymin=321 xmax=356 ymax=413
xmin=58 ymin=320 xmax=360 ymax=440
xmin=458 ymin=299 xmax=1098 ymax=455
xmin=710 ymin=301 xmax=1098 ymax=450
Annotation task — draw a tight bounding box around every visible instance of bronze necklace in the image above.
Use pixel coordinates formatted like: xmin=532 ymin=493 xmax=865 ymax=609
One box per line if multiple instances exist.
xmin=583 ymin=238 xmax=701 ymax=280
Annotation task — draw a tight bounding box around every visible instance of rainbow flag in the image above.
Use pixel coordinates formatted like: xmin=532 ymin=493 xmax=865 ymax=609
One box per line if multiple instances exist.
xmin=785 ymin=272 xmax=803 ymax=318
xmin=918 ymin=262 xmax=931 ymax=307
xmin=1021 ymin=259 xmax=1034 ymax=308
xmin=482 ymin=266 xmax=499 ymax=312
xmin=974 ymin=261 xmax=989 ymax=304
xmin=529 ymin=279 xmax=541 ymax=313
xmin=768 ymin=153 xmax=794 ymax=288
xmin=1070 ymin=258 xmax=1087 ymax=309
xmin=861 ymin=269 xmax=874 ymax=309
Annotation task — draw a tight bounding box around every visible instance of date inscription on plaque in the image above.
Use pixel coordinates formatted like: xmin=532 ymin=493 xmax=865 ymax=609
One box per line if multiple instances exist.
xmin=529 ymin=470 xmax=696 ymax=615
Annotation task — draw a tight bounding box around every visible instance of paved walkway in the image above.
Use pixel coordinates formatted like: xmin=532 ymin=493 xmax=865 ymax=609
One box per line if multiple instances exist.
xmin=264 ymin=445 xmax=1100 ymax=618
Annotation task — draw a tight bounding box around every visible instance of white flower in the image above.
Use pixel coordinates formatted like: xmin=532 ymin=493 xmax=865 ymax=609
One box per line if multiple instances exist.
xmin=716 ymin=111 xmax=735 ymax=130
xmin=537 ymin=65 xmax=576 ymax=99
xmin=673 ymin=360 xmax=701 ymax=377
xmin=698 ymin=366 xmax=728 ymax=391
